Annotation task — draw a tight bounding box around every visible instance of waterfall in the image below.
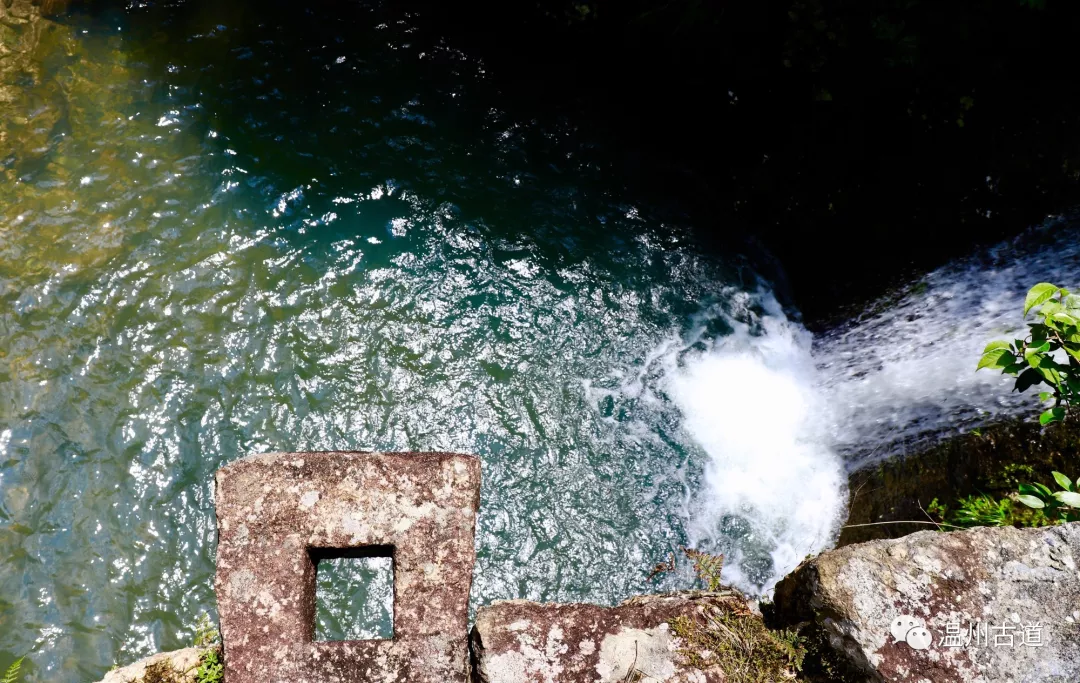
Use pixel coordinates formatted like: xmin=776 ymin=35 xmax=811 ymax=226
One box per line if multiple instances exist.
xmin=639 ymin=216 xmax=1080 ymax=593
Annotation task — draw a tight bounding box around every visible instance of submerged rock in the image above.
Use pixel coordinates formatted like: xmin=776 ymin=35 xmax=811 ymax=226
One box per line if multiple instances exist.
xmin=0 ymin=0 xmax=44 ymax=108
xmin=470 ymin=591 xmax=801 ymax=682
xmin=93 ymin=647 xmax=214 ymax=683
xmin=771 ymin=523 xmax=1080 ymax=683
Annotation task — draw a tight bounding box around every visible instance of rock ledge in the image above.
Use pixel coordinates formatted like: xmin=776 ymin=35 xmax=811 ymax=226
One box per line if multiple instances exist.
xmin=93 ymin=647 xmax=214 ymax=683
xmin=471 ymin=591 xmax=785 ymax=682
xmin=772 ymin=523 xmax=1080 ymax=683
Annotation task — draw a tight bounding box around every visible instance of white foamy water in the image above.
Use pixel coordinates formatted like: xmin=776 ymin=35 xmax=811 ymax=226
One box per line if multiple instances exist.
xmin=666 ymin=293 xmax=847 ymax=591
xmin=816 ymin=217 xmax=1080 ymax=468
xmin=626 ymin=217 xmax=1080 ymax=594
xmin=599 ymin=288 xmax=847 ymax=593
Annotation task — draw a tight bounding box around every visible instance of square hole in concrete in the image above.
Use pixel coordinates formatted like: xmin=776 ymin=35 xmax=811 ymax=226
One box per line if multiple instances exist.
xmin=311 ymin=546 xmax=394 ymax=641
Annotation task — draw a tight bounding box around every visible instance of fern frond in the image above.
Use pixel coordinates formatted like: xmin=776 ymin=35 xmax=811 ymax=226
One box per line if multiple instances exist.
xmin=2 ymin=657 xmax=24 ymax=683
xmin=683 ymin=547 xmax=726 ymax=591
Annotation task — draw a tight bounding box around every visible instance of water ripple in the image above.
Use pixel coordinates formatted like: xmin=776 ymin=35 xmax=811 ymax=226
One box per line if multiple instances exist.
xmin=0 ymin=2 xmax=833 ymax=680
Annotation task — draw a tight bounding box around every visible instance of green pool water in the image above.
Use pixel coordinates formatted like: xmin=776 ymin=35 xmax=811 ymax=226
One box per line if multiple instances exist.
xmin=0 ymin=2 xmax=848 ymax=680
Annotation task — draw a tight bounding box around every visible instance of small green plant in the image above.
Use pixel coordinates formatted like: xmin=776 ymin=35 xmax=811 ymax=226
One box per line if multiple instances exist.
xmin=1016 ymin=471 xmax=1080 ymax=523
xmin=683 ymin=548 xmax=726 ymax=591
xmin=192 ymin=613 xmax=220 ymax=648
xmin=194 ymin=648 xmax=224 ymax=683
xmin=978 ymin=282 xmax=1080 ymax=425
xmin=928 ymin=493 xmax=1052 ymax=529
xmin=928 ymin=495 xmax=1011 ymax=528
xmin=986 ymin=462 xmax=1036 ymax=489
xmin=190 ymin=613 xmax=223 ymax=683
xmin=2 ymin=659 xmax=23 ymax=683
xmin=670 ymin=607 xmax=804 ymax=681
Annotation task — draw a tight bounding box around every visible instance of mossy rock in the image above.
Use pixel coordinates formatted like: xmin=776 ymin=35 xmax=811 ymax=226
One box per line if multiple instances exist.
xmin=841 ymin=417 xmax=1080 ymax=545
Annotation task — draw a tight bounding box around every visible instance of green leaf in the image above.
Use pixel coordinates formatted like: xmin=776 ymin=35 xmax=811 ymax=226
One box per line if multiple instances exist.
xmin=1052 ymin=471 xmax=1073 ymax=491
xmin=1014 ymin=368 xmax=1043 ymax=392
xmin=1066 ymin=346 xmax=1080 ymax=364
xmin=1040 ymin=408 xmax=1062 ymax=425
xmin=1019 ymin=483 xmax=1044 ymax=497
xmin=1039 ymin=391 xmax=1053 ymax=401
xmin=1052 ymin=491 xmax=1080 ymax=508
xmin=977 ymin=348 xmax=1013 ymax=370
xmin=1040 ymin=301 xmax=1063 ymax=318
xmin=1025 ymin=283 xmax=1059 ymax=317
xmin=1063 ymin=318 xmax=1079 ymax=333
xmin=1017 ymin=494 xmax=1046 ymax=509
xmin=981 ymin=340 xmax=1010 ymax=354
xmin=1034 ymin=360 xmax=1063 ymax=386
xmin=1053 ymin=312 xmax=1080 ymax=327
xmin=1065 ymin=294 xmax=1080 ymax=310
xmin=1001 ymin=362 xmax=1026 ymax=376
xmin=1034 ymin=482 xmax=1055 ymax=497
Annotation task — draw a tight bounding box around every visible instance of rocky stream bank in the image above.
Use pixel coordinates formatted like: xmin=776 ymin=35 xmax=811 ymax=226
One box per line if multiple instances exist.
xmin=93 ymin=448 xmax=1080 ymax=683
xmin=98 ymin=520 xmax=1080 ymax=683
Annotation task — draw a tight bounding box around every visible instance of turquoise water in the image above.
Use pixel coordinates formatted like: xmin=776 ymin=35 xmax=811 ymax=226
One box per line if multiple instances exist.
xmin=0 ymin=2 xmax=849 ymax=680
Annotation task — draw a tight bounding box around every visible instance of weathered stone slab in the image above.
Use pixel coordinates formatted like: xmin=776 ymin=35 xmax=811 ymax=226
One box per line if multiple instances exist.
xmin=94 ymin=647 xmax=212 ymax=683
xmin=214 ymin=451 xmax=481 ymax=683
xmin=772 ymin=523 xmax=1080 ymax=683
xmin=470 ymin=592 xmax=744 ymax=682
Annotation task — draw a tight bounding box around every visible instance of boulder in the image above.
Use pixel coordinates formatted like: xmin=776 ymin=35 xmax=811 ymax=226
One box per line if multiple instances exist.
xmin=471 ymin=591 xmax=802 ymax=682
xmin=94 ymin=647 xmax=213 ymax=683
xmin=772 ymin=523 xmax=1080 ymax=683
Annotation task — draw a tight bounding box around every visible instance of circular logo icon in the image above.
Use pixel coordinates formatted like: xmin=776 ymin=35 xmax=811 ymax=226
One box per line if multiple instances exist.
xmin=890 ymin=615 xmax=923 ymax=642
xmin=905 ymin=627 xmax=933 ymax=650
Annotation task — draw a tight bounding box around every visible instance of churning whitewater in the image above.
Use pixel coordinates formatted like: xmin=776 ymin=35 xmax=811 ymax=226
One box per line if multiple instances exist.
xmin=652 ymin=218 xmax=1080 ymax=593
xmin=595 ymin=287 xmax=847 ymax=593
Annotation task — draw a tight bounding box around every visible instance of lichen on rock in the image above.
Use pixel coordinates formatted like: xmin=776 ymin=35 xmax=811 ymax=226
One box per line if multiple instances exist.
xmin=771 ymin=523 xmax=1080 ymax=683
xmin=470 ymin=591 xmax=800 ymax=682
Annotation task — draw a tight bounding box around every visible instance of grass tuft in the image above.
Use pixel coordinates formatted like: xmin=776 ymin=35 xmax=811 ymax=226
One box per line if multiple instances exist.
xmin=670 ymin=604 xmax=805 ymax=682
xmin=670 ymin=549 xmax=804 ymax=681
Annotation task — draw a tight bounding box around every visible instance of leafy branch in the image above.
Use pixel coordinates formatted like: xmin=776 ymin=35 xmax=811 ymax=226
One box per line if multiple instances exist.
xmin=978 ymin=282 xmax=1080 ymax=425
